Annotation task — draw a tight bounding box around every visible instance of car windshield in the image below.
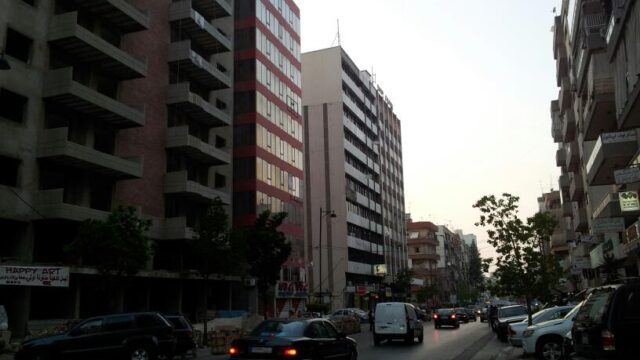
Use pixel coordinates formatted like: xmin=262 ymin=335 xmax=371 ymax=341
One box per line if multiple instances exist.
xmin=437 ymin=309 xmax=453 ymax=315
xmin=499 ymin=306 xmax=526 ymax=318
xmin=575 ymin=288 xmax=615 ymax=325
xmin=250 ymin=320 xmax=306 ymax=337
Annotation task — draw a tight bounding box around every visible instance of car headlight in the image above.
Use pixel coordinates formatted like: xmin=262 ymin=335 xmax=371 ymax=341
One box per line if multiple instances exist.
xmin=523 ymin=329 xmax=535 ymax=338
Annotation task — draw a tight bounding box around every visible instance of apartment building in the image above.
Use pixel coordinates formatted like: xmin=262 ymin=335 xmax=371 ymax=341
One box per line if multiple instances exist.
xmin=302 ymin=46 xmax=407 ymax=310
xmin=406 ymin=220 xmax=440 ymax=300
xmin=435 ymin=225 xmax=464 ymax=304
xmin=551 ymin=0 xmax=640 ymax=291
xmin=233 ymin=0 xmax=304 ymax=317
xmin=0 ymin=0 xmax=235 ymax=336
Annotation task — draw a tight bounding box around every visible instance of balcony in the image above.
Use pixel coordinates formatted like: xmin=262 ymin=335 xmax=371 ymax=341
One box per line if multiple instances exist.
xmin=347 ymin=235 xmax=382 ymax=254
xmin=345 ymin=162 xmax=369 ymax=187
xmin=562 ymin=109 xmax=576 ymax=143
xmin=410 ymin=253 xmax=440 ymax=261
xmin=556 ymin=56 xmax=569 ymax=87
xmin=407 ymin=237 xmax=439 ymax=247
xmin=346 ymin=210 xmax=372 ymax=230
xmin=556 ymin=147 xmax=567 ymax=167
xmin=551 ymin=100 xmax=563 ymax=142
xmin=162 ymin=217 xmax=197 ymax=240
xmin=569 ymin=171 xmax=584 ymax=201
xmin=553 ymin=16 xmax=564 ymax=50
xmin=167 ymin=83 xmax=230 ymax=127
xmin=583 ymin=13 xmax=607 ymax=50
xmin=572 ymin=204 xmax=588 ymax=232
xmin=559 ymin=173 xmax=570 ymax=192
xmin=37 ymin=127 xmax=143 ymax=179
xmin=33 ymin=188 xmax=109 ymax=222
xmin=582 ymin=53 xmax=616 ymax=141
xmin=559 ymin=77 xmax=572 ymax=111
xmin=566 ymin=140 xmax=579 ymax=173
xmin=164 ymin=170 xmax=230 ymax=204
xmin=586 ymin=130 xmax=638 ymax=186
xmin=344 ymin=138 xmax=367 ymax=161
xmin=169 ymin=1 xmax=232 ymax=54
xmin=166 ymin=126 xmax=230 ymax=165
xmin=593 ymin=192 xmax=620 ymax=219
xmin=191 ymin=0 xmax=232 ymax=20
xmin=168 ymin=41 xmax=231 ymax=90
xmin=550 ymin=231 xmax=569 ymax=253
xmin=48 ymin=12 xmax=146 ymax=80
xmin=343 ymin=93 xmax=365 ymax=123
xmin=43 ymin=67 xmax=145 ymax=128
xmin=62 ymin=0 xmax=149 ymax=33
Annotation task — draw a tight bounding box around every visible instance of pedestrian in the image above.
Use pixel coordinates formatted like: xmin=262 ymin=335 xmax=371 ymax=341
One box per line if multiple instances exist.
xmin=368 ymin=308 xmax=374 ymax=331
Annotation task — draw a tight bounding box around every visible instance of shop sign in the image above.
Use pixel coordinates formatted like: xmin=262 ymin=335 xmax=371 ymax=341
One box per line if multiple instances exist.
xmin=614 ymin=167 xmax=640 ymax=185
xmin=374 ymin=264 xmax=387 ymax=276
xmin=571 ymin=257 xmax=591 ymax=270
xmin=592 ymin=218 xmax=625 ymax=234
xmin=0 ymin=266 xmax=69 ymax=287
xmin=275 ymin=281 xmax=308 ymax=299
xmin=619 ymin=191 xmax=640 ymax=212
xmin=578 ymin=235 xmax=601 ymax=244
xmin=345 ymin=286 xmax=355 ymax=293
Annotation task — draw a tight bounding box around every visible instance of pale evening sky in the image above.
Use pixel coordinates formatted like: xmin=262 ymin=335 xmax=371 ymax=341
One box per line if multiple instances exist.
xmin=297 ymin=0 xmax=563 ymax=261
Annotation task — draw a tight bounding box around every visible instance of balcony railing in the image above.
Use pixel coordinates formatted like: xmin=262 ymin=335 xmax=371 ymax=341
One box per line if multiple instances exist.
xmin=569 ymin=171 xmax=584 ymax=201
xmin=169 ymin=1 xmax=232 ymax=55
xmin=34 ymin=188 xmax=109 ymax=222
xmin=583 ymin=14 xmax=607 ymax=50
xmin=165 ymin=126 xmax=231 ymax=165
xmin=582 ymin=54 xmax=616 ymax=140
xmin=167 ymin=83 xmax=230 ymax=127
xmin=62 ymin=0 xmax=149 ymax=33
xmin=164 ymin=170 xmax=230 ymax=204
xmin=566 ymin=140 xmax=579 ymax=172
xmin=168 ymin=41 xmax=231 ymax=90
xmin=586 ymin=130 xmax=638 ymax=186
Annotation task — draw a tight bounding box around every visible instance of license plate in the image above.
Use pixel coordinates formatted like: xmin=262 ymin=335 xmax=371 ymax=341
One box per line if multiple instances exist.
xmin=251 ymin=347 xmax=273 ymax=354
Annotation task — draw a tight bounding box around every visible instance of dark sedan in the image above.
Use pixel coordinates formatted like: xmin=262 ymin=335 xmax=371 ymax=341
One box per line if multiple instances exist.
xmin=433 ymin=308 xmax=459 ymax=329
xmin=455 ymin=308 xmax=469 ymax=323
xmin=229 ymin=319 xmax=357 ymax=359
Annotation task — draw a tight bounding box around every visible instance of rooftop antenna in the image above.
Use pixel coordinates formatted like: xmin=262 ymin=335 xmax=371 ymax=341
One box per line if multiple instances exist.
xmin=331 ymin=19 xmax=341 ymax=47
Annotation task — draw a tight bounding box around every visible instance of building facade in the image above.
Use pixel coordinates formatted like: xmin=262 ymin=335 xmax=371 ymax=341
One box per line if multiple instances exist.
xmin=406 ymin=220 xmax=439 ymax=303
xmin=0 ymin=0 xmax=240 ymax=337
xmin=233 ymin=0 xmax=304 ymax=317
xmin=551 ymin=0 xmax=640 ymax=291
xmin=302 ymin=46 xmax=406 ymax=310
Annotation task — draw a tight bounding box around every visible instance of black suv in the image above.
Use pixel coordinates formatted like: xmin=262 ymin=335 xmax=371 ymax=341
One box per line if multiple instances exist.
xmin=15 ymin=312 xmax=175 ymax=360
xmin=163 ymin=314 xmax=196 ymax=357
xmin=572 ymin=282 xmax=640 ymax=359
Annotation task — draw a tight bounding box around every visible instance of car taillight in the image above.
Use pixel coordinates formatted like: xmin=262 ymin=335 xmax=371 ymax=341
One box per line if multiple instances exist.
xmin=229 ymin=347 xmax=238 ymax=355
xmin=451 ymin=314 xmax=456 ymax=319
xmin=602 ymin=330 xmax=615 ymax=351
xmin=433 ymin=314 xmax=438 ymax=319
xmin=283 ymin=348 xmax=298 ymax=357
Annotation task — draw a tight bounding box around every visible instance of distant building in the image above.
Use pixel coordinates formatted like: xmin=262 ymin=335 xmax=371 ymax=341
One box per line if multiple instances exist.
xmin=406 ymin=220 xmax=440 ymax=303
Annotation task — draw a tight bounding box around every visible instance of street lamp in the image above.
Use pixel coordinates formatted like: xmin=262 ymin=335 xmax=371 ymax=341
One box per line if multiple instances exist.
xmin=318 ymin=207 xmax=336 ymax=303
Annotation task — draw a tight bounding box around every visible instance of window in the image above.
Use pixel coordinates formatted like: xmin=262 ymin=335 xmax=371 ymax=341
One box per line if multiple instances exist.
xmin=136 ymin=314 xmax=160 ymax=328
xmin=0 ymin=89 xmax=28 ymax=123
xmin=305 ymin=322 xmax=329 ymax=338
xmin=215 ymin=173 xmax=226 ymax=188
xmin=75 ymin=318 xmax=103 ymax=335
xmin=415 ymin=247 xmax=420 ymax=253
xmin=322 ymin=321 xmax=339 ymax=338
xmin=105 ymin=315 xmax=135 ymax=331
xmin=0 ymin=156 xmax=20 ymax=187
xmin=5 ymin=28 xmax=33 ymax=63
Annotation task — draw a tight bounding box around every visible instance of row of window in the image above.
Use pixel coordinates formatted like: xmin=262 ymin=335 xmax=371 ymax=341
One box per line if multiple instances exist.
xmin=256 ymin=191 xmax=303 ymax=226
xmin=256 ymin=0 xmax=300 ymax=61
xmin=264 ymin=0 xmax=300 ymax=34
xmin=256 ymin=157 xmax=302 ymax=198
xmin=256 ymin=28 xmax=301 ymax=88
xmin=256 ymin=91 xmax=303 ymax=142
xmin=348 ymin=224 xmax=383 ymax=245
xmin=256 ymin=124 xmax=303 ymax=171
xmin=345 ymin=132 xmax=377 ymax=161
xmin=345 ymin=153 xmax=378 ymax=183
xmin=346 ymin=177 xmax=381 ymax=203
xmin=256 ymin=60 xmax=301 ymax=116
xmin=346 ymin=200 xmax=382 ymax=224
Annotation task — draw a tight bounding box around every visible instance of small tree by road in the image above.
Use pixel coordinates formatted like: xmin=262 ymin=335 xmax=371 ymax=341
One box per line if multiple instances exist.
xmin=473 ymin=193 xmax=562 ymax=325
xmin=244 ymin=211 xmax=291 ymax=317
xmin=390 ymin=268 xmax=414 ymax=300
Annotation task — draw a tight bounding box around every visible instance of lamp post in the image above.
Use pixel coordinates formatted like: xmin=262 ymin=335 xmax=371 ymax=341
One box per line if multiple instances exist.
xmin=318 ymin=207 xmax=336 ymax=303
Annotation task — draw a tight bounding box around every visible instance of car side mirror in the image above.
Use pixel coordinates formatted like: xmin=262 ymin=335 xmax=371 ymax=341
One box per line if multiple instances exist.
xmin=337 ymin=332 xmax=346 ymax=339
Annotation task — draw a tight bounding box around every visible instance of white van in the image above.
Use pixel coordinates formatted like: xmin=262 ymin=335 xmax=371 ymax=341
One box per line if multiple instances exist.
xmin=373 ymin=302 xmax=424 ymax=345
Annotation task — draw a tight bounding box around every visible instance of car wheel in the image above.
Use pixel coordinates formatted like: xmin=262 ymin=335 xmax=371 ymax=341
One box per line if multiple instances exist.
xmin=129 ymin=344 xmax=154 ymax=360
xmin=405 ymin=330 xmax=414 ymax=344
xmin=539 ymin=339 xmax=563 ymax=360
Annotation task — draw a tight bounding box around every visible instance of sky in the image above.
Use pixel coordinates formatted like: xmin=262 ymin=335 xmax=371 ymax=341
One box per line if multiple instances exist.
xmin=297 ymin=0 xmax=563 ymax=261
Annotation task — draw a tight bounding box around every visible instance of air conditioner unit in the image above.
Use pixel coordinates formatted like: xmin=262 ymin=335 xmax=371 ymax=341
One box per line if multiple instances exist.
xmin=244 ymin=278 xmax=256 ymax=287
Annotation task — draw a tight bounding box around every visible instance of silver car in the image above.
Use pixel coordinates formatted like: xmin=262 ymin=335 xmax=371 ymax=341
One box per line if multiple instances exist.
xmin=508 ymin=305 xmax=574 ymax=347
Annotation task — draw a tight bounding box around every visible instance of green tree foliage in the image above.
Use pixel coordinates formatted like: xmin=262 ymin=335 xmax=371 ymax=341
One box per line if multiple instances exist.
xmin=391 ymin=268 xmax=414 ymax=298
xmin=416 ymin=284 xmax=437 ymax=304
xmin=473 ymin=194 xmax=562 ymax=325
xmin=65 ymin=206 xmax=152 ymax=277
xmin=467 ymin=241 xmax=484 ymax=288
xmin=245 ymin=211 xmax=291 ymax=316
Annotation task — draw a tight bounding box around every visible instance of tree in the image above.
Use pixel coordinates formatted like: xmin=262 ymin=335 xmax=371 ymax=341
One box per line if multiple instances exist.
xmin=467 ymin=241 xmax=484 ymax=288
xmin=473 ymin=194 xmax=562 ymax=325
xmin=390 ymin=268 xmax=414 ymax=299
xmin=189 ymin=197 xmax=241 ymax=345
xmin=245 ymin=211 xmax=291 ymax=317
xmin=65 ymin=206 xmax=152 ymax=277
xmin=64 ymin=206 xmax=152 ymax=312
xmin=599 ymin=253 xmax=621 ymax=284
xmin=416 ymin=284 xmax=437 ymax=304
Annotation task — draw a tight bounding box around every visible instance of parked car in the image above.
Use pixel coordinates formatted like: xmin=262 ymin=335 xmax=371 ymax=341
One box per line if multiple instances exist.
xmin=479 ymin=307 xmax=488 ymax=322
xmin=572 ymin=282 xmax=640 ymax=359
xmin=495 ymin=305 xmax=528 ymax=342
xmin=330 ymin=309 xmax=362 ymax=323
xmin=163 ymin=314 xmax=196 ymax=358
xmin=465 ymin=308 xmax=477 ymax=322
xmin=454 ymin=308 xmax=469 ymax=323
xmin=508 ymin=305 xmax=575 ymax=347
xmin=373 ymin=302 xmax=424 ymax=345
xmin=346 ymin=308 xmax=369 ymax=323
xmin=415 ymin=308 xmax=429 ymax=321
xmin=521 ymin=303 xmax=583 ymax=360
xmin=433 ymin=308 xmax=459 ymax=329
xmin=15 ymin=312 xmax=175 ymax=360
xmin=229 ymin=318 xmax=357 ymax=359
xmin=418 ymin=306 xmax=432 ymax=321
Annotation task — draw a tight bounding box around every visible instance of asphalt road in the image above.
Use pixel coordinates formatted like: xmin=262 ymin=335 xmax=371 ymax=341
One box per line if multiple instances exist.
xmin=351 ymin=320 xmax=507 ymax=360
